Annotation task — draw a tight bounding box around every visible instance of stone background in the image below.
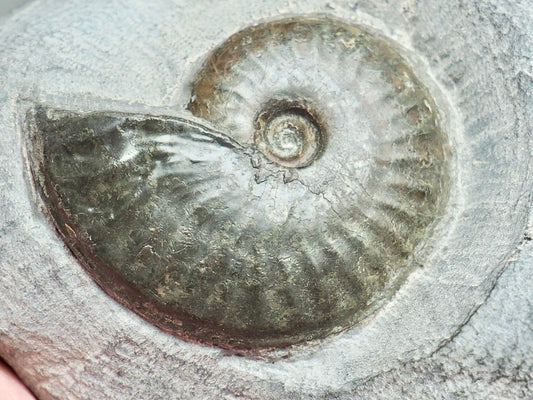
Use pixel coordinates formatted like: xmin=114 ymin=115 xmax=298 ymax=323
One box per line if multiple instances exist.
xmin=0 ymin=1 xmax=531 ymax=399
xmin=0 ymin=0 xmax=31 ymax=18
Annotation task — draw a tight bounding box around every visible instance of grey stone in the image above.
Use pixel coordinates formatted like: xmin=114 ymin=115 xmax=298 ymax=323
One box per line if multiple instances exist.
xmin=0 ymin=0 xmax=531 ymax=399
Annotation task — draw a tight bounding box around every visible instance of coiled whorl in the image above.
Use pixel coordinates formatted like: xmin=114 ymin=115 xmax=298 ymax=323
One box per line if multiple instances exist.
xmin=29 ymin=17 xmax=450 ymax=350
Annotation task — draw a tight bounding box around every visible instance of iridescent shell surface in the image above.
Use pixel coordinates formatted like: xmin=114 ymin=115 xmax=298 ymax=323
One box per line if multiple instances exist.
xmin=28 ymin=17 xmax=450 ymax=349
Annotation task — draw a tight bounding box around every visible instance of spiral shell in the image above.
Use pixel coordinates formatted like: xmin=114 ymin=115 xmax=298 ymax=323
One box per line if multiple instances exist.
xmin=28 ymin=17 xmax=450 ymax=350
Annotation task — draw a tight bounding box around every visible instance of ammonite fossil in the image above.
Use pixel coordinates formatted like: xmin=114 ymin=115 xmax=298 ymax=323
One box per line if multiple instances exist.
xmin=27 ymin=17 xmax=450 ymax=350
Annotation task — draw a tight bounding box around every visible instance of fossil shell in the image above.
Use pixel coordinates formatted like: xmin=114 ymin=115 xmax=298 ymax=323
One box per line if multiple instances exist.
xmin=27 ymin=17 xmax=450 ymax=350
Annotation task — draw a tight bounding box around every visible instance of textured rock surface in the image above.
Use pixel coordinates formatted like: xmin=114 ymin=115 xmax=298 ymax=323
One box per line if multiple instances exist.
xmin=0 ymin=0 xmax=531 ymax=399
